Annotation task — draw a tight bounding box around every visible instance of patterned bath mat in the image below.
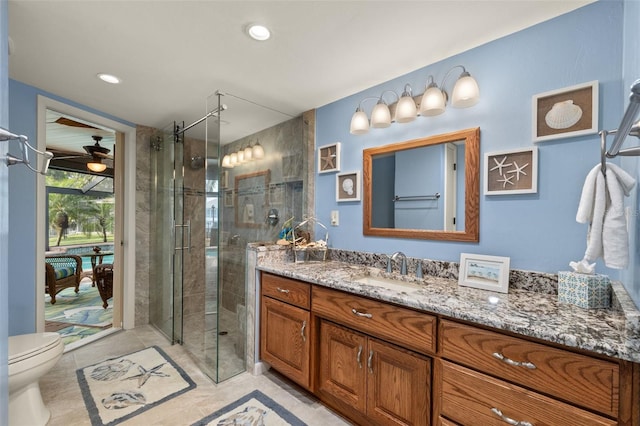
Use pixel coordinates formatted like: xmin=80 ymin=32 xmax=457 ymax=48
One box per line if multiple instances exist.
xmin=192 ymin=390 xmax=308 ymax=426
xmin=77 ymin=346 xmax=196 ymax=426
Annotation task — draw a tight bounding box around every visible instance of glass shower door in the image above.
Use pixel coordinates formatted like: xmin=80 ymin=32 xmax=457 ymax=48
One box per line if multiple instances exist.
xmin=149 ymin=125 xmax=184 ymax=344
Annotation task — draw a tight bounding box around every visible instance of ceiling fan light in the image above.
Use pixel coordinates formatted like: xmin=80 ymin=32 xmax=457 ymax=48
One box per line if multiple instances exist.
xmin=87 ymin=159 xmax=107 ymax=173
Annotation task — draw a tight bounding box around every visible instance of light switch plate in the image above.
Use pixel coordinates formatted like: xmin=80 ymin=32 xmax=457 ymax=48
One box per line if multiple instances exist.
xmin=330 ymin=210 xmax=339 ymax=226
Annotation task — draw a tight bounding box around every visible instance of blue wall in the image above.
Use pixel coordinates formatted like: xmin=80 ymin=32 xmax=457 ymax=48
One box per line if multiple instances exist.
xmin=316 ymin=1 xmax=626 ymax=279
xmin=7 ymin=80 xmax=134 ymax=336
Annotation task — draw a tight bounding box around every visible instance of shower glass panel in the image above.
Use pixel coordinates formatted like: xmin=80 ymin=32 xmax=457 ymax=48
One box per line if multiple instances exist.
xmin=149 ymin=124 xmax=184 ymax=343
xmin=149 ymin=91 xmax=309 ymax=383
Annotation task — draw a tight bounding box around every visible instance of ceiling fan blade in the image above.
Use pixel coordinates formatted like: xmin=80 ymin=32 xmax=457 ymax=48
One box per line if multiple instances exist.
xmin=54 ymin=117 xmax=99 ymax=129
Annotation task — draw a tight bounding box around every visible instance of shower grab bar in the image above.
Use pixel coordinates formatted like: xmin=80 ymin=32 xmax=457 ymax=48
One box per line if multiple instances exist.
xmin=393 ymin=193 xmax=440 ymax=202
xmin=600 ymin=79 xmax=640 ymax=174
xmin=174 ymin=220 xmax=191 ymax=252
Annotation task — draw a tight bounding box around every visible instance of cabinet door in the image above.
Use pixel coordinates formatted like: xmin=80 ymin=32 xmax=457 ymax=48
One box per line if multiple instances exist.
xmin=318 ymin=320 xmax=367 ymax=413
xmin=367 ymin=339 xmax=431 ymax=426
xmin=260 ymin=297 xmax=311 ymax=388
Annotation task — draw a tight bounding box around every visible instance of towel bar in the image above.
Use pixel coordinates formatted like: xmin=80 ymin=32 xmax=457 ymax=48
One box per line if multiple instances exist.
xmin=600 ymin=79 xmax=640 ymax=174
xmin=393 ymin=193 xmax=440 ymax=202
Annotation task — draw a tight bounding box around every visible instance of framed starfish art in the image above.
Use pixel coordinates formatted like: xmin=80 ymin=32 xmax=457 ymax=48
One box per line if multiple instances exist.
xmin=484 ymin=147 xmax=538 ymax=195
xmin=318 ymin=142 xmax=341 ymax=173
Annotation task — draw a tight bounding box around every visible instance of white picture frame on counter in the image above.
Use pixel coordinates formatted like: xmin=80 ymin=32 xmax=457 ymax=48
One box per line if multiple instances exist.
xmin=459 ymin=253 xmax=510 ymax=293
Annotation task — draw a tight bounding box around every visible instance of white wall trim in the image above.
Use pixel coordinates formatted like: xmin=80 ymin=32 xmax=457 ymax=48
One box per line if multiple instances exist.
xmin=36 ymin=96 xmax=136 ymax=330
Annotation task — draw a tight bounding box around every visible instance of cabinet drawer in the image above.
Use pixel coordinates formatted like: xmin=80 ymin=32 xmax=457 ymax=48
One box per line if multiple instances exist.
xmin=439 ymin=360 xmax=616 ymax=426
xmin=440 ymin=320 xmax=619 ymax=416
xmin=262 ymin=272 xmax=310 ymax=309
xmin=312 ymin=286 xmax=436 ymax=355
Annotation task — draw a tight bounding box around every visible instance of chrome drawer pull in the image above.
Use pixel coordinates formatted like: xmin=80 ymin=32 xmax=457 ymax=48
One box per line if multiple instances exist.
xmin=276 ymin=287 xmax=290 ymax=294
xmin=351 ymin=308 xmax=373 ymax=319
xmin=300 ymin=320 xmax=307 ymax=342
xmin=367 ymin=350 xmax=374 ymax=373
xmin=492 ymin=352 xmax=536 ymax=370
xmin=357 ymin=345 xmax=363 ymax=369
xmin=491 ymin=408 xmax=533 ymax=426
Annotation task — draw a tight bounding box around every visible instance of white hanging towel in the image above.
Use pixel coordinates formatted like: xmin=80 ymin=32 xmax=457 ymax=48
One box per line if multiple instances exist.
xmin=576 ymin=163 xmax=636 ymax=269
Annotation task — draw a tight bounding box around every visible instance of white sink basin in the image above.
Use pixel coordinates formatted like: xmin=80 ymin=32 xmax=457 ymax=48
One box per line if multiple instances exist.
xmin=352 ymin=275 xmax=423 ymax=293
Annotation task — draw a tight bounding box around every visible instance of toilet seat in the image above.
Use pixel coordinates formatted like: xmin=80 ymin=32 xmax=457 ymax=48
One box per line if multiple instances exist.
xmin=9 ymin=332 xmax=62 ymax=365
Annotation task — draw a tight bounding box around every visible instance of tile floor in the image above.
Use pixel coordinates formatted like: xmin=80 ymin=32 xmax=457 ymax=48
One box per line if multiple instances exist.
xmin=40 ymin=325 xmax=351 ymax=426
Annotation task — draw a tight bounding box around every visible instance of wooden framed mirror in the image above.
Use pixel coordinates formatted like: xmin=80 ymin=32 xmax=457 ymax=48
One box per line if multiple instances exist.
xmin=363 ymin=127 xmax=479 ymax=242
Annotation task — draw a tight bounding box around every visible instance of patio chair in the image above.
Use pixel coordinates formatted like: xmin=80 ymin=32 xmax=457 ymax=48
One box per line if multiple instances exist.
xmin=94 ymin=263 xmax=113 ymax=309
xmin=45 ymin=254 xmax=82 ymax=304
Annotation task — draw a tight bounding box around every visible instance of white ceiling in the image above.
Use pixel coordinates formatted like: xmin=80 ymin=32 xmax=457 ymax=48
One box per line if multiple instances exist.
xmin=9 ymin=0 xmax=594 ymax=151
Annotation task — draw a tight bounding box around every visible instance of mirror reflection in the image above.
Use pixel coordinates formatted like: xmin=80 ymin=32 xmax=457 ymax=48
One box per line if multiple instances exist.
xmin=363 ymin=128 xmax=479 ymax=242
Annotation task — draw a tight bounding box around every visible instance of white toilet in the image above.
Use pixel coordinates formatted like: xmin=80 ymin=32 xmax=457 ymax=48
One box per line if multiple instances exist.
xmin=8 ymin=332 xmax=64 ymax=426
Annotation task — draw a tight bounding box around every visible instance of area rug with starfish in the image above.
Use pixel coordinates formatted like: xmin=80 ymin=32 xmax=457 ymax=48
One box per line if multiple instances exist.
xmin=77 ymin=346 xmax=196 ymax=426
xmin=192 ymin=390 xmax=308 ymax=426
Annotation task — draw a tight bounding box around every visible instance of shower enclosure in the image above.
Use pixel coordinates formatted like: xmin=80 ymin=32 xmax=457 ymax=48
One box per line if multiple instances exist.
xmin=149 ymin=92 xmax=312 ymax=382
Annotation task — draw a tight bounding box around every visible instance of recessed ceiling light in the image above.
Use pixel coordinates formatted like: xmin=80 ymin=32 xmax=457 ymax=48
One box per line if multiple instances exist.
xmin=97 ymin=73 xmax=121 ymax=84
xmin=246 ymin=24 xmax=271 ymax=41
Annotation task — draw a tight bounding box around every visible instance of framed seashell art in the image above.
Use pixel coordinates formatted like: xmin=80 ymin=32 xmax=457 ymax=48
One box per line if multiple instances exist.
xmin=532 ymin=80 xmax=598 ymax=142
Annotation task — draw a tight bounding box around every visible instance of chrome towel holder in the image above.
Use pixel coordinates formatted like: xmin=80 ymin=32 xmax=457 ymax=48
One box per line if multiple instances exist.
xmin=600 ymin=79 xmax=640 ymax=174
xmin=0 ymin=127 xmax=53 ymax=175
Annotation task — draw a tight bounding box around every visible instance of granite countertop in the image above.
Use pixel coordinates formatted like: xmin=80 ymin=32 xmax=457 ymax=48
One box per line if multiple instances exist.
xmin=257 ymin=258 xmax=640 ymax=363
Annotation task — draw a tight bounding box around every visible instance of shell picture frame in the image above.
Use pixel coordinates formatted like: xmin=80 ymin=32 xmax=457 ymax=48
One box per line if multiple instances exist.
xmin=532 ymin=81 xmax=598 ymax=142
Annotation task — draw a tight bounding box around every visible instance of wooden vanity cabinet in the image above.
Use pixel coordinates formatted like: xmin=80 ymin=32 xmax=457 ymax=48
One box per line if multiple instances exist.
xmin=318 ymin=319 xmax=431 ymax=426
xmin=437 ymin=319 xmax=631 ymax=425
xmin=260 ymin=273 xmax=312 ymax=389
xmin=259 ymin=272 xmax=639 ymax=425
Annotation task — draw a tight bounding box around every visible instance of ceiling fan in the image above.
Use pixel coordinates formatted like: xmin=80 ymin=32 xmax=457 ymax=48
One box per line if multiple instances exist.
xmin=50 ymin=135 xmax=113 ymax=173
xmin=83 ymin=136 xmax=111 ymax=172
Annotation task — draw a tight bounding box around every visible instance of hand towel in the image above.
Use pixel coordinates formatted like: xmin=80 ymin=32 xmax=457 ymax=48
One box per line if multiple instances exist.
xmin=576 ymin=163 xmax=636 ymax=269
xmin=603 ymin=163 xmax=635 ymax=268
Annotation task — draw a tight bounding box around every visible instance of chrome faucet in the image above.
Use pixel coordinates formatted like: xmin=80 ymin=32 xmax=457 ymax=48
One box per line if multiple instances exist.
xmin=387 ymin=251 xmax=408 ymax=275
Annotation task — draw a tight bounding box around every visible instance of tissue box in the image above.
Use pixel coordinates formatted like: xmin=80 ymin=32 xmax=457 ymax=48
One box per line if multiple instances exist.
xmin=558 ymin=271 xmax=610 ymax=309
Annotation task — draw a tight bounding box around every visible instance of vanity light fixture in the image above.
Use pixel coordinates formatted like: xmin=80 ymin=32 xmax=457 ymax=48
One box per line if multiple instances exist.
xmin=420 ymin=65 xmax=480 ymax=115
xmin=222 ymin=140 xmax=266 ymax=168
xmin=349 ymin=65 xmax=480 ymax=135
xmin=252 ymin=140 xmax=265 ymax=159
